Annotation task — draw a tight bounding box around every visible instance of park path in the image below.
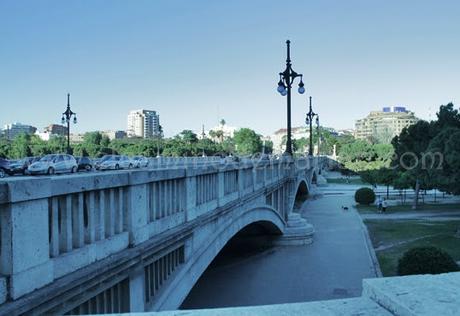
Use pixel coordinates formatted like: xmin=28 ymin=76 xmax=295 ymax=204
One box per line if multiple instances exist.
xmin=181 ymin=184 xmax=378 ymax=309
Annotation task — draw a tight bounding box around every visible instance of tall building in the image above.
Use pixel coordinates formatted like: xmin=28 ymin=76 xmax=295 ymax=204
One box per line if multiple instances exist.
xmin=355 ymin=106 xmax=419 ymax=143
xmin=127 ymin=109 xmax=160 ymax=138
xmin=2 ymin=122 xmax=37 ymax=140
xmin=44 ymin=124 xmax=68 ymax=136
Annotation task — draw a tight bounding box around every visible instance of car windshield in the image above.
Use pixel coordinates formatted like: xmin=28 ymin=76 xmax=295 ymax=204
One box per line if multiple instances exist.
xmin=40 ymin=155 xmax=56 ymax=162
xmin=100 ymin=155 xmax=113 ymax=161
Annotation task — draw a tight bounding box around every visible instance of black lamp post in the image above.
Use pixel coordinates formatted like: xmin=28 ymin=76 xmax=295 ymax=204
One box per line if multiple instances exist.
xmin=305 ymin=96 xmax=319 ymax=156
xmin=61 ymin=93 xmax=77 ymax=154
xmin=316 ymin=115 xmax=321 ymax=156
xmin=201 ymin=124 xmax=206 ymax=157
xmin=276 ymin=40 xmax=305 ymax=155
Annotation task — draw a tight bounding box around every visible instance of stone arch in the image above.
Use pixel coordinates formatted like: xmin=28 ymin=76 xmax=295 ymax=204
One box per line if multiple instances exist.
xmin=288 ymin=178 xmax=310 ymax=215
xmin=153 ymin=205 xmax=285 ymax=311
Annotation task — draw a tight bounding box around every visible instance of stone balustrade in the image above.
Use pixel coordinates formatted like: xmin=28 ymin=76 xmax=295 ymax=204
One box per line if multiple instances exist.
xmin=0 ymin=156 xmax=317 ymax=305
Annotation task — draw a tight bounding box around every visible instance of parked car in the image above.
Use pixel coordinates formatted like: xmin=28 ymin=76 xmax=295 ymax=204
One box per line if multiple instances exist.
xmin=94 ymin=155 xmax=114 ymax=170
xmin=0 ymin=158 xmax=12 ymax=178
xmin=132 ymin=155 xmax=149 ymax=168
xmin=28 ymin=154 xmax=78 ymax=175
xmin=9 ymin=156 xmax=41 ymax=175
xmin=98 ymin=155 xmax=133 ymax=170
xmin=76 ymin=156 xmax=93 ymax=171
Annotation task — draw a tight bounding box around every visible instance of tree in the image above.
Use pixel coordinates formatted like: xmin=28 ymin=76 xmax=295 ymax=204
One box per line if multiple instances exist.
xmin=391 ymin=120 xmax=435 ymax=209
xmin=233 ymin=128 xmax=262 ymax=155
xmin=83 ymin=132 xmax=103 ymax=146
xmin=178 ymin=130 xmax=198 ymax=144
xmin=101 ymin=135 xmax=110 ymax=147
xmin=9 ymin=133 xmax=32 ymax=158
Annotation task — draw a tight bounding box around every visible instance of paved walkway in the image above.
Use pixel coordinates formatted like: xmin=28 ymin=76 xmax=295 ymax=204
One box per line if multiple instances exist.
xmin=182 ymin=184 xmax=378 ymax=309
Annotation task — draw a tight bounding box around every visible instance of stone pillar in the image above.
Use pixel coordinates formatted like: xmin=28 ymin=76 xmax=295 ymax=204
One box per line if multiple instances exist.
xmin=127 ymin=184 xmax=149 ymax=245
xmin=185 ymin=173 xmax=197 ymax=221
xmin=0 ymin=199 xmax=54 ymax=299
xmin=217 ymin=170 xmax=225 ymax=206
xmin=128 ymin=266 xmax=146 ymax=312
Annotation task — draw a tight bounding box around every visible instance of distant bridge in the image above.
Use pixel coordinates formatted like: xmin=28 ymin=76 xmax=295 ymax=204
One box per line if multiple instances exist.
xmin=0 ymin=156 xmax=326 ymax=314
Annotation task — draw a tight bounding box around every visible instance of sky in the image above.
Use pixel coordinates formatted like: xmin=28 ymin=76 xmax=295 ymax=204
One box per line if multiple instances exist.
xmin=1 ymin=0 xmax=459 ymax=137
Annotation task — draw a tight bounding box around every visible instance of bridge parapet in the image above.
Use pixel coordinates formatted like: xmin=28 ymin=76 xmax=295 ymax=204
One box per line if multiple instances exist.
xmin=0 ymin=156 xmax=319 ymax=306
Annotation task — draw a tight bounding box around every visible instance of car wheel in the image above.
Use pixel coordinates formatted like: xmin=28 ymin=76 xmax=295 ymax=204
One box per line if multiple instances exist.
xmin=71 ymin=166 xmax=77 ymax=173
xmin=115 ymin=164 xmax=119 ymax=170
xmin=48 ymin=167 xmax=55 ymax=175
xmin=0 ymin=168 xmax=5 ymax=178
xmin=85 ymin=165 xmax=92 ymax=171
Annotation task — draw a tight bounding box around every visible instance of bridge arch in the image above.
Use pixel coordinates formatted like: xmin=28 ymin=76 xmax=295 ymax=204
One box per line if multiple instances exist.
xmin=153 ymin=205 xmax=285 ymax=311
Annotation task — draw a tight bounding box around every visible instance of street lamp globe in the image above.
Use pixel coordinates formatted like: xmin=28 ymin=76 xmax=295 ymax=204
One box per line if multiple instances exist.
xmin=277 ymin=80 xmax=286 ymax=94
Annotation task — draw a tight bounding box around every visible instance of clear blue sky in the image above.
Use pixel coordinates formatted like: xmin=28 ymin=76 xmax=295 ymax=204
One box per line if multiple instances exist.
xmin=1 ymin=0 xmax=459 ymax=136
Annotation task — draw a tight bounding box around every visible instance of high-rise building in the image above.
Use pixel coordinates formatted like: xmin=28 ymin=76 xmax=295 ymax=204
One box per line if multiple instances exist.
xmin=2 ymin=122 xmax=37 ymax=140
xmin=355 ymin=106 xmax=419 ymax=143
xmin=127 ymin=109 xmax=160 ymax=138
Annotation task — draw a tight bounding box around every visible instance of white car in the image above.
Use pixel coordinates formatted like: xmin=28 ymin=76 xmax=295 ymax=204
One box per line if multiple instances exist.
xmin=98 ymin=155 xmax=134 ymax=170
xmin=28 ymin=154 xmax=78 ymax=175
xmin=132 ymin=156 xmax=149 ymax=168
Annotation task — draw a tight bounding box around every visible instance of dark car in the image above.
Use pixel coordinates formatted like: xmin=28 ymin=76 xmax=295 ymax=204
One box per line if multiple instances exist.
xmin=9 ymin=156 xmax=41 ymax=175
xmin=76 ymin=156 xmax=93 ymax=171
xmin=0 ymin=158 xmax=12 ymax=178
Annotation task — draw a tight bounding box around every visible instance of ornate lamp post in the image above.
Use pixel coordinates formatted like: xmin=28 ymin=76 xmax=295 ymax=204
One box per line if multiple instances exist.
xmin=61 ymin=93 xmax=77 ymax=154
xmin=305 ymin=96 xmax=319 ymax=156
xmin=201 ymin=124 xmax=206 ymax=157
xmin=316 ymin=115 xmax=321 ymax=156
xmin=276 ymin=40 xmax=305 ymax=155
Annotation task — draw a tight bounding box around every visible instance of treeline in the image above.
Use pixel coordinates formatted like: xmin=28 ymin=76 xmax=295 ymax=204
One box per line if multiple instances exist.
xmin=0 ymin=128 xmax=272 ymax=159
xmin=358 ymin=103 xmax=460 ymax=209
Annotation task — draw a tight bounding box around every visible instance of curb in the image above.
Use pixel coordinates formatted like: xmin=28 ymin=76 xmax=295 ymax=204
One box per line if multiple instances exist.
xmin=354 ymin=208 xmax=383 ymax=278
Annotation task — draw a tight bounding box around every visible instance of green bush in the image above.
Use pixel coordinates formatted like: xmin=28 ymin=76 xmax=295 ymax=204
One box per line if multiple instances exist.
xmin=398 ymin=247 xmax=459 ymax=276
xmin=354 ymin=187 xmax=376 ymax=205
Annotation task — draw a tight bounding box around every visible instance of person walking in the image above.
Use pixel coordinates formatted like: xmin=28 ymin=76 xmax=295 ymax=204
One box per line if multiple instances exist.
xmin=377 ymin=196 xmax=383 ymax=213
xmin=382 ymin=199 xmax=388 ymax=214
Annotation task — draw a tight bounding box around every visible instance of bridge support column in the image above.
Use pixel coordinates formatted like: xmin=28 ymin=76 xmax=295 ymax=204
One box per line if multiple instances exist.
xmin=274 ymin=213 xmax=314 ymax=246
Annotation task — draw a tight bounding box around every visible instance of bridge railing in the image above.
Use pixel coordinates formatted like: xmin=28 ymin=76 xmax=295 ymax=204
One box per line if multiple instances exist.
xmin=0 ymin=156 xmax=314 ymax=305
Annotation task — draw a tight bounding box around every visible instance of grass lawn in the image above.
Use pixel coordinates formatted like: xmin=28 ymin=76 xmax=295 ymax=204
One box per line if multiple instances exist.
xmin=356 ymin=202 xmax=460 ymax=214
xmin=364 ymin=219 xmax=460 ymax=276
xmin=326 ymin=177 xmax=364 ymax=185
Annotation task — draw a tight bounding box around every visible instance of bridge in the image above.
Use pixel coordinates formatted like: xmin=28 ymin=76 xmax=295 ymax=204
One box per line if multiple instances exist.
xmin=0 ymin=155 xmax=325 ymax=315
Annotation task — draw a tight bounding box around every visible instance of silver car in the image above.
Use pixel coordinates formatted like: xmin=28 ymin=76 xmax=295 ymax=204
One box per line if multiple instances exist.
xmin=132 ymin=156 xmax=149 ymax=168
xmin=98 ymin=155 xmax=133 ymax=170
xmin=28 ymin=154 xmax=78 ymax=175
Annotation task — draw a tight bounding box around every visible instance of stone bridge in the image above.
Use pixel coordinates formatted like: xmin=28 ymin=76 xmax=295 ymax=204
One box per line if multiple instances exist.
xmin=0 ymin=156 xmax=326 ymax=315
